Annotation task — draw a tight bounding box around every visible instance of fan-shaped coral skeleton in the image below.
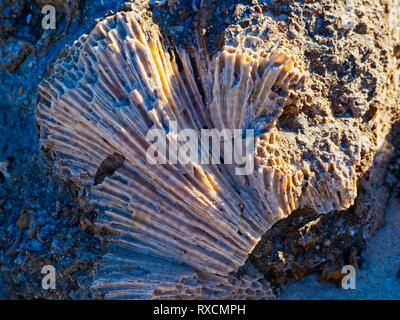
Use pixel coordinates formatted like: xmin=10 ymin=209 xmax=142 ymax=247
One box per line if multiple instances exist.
xmin=36 ymin=9 xmax=361 ymax=299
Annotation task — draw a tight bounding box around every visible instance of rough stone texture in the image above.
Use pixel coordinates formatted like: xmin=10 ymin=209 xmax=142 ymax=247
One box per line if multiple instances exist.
xmin=0 ymin=0 xmax=399 ymax=299
xmin=247 ymin=0 xmax=400 ymax=287
xmin=280 ymin=126 xmax=400 ymax=299
xmin=0 ymin=0 xmax=82 ymax=73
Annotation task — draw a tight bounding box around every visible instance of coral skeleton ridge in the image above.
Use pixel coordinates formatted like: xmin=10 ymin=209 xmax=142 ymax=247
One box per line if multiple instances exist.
xmin=36 ymin=7 xmax=381 ymax=299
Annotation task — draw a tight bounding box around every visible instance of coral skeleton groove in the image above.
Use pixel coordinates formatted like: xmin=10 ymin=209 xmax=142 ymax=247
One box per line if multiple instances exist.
xmin=36 ymin=9 xmax=363 ymax=299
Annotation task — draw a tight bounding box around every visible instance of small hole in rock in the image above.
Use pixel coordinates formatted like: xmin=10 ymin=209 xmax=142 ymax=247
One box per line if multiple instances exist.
xmin=94 ymin=153 xmax=125 ymax=185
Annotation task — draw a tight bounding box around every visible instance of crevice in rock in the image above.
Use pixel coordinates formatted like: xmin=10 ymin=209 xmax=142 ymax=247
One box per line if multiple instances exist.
xmin=93 ymin=153 xmax=125 ymax=186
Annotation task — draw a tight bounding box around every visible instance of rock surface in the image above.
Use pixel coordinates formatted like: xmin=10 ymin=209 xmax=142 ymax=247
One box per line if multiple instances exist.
xmin=0 ymin=0 xmax=399 ymax=299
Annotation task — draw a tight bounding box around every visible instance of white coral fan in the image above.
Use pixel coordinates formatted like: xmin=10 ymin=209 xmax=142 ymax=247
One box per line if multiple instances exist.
xmin=36 ymin=9 xmax=363 ymax=299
